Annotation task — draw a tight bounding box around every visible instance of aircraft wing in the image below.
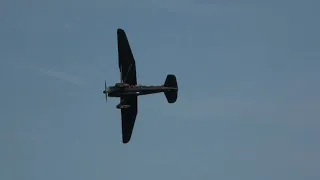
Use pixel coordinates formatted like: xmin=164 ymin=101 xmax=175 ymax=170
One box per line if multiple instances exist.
xmin=120 ymin=95 xmax=138 ymax=143
xmin=117 ymin=28 xmax=137 ymax=85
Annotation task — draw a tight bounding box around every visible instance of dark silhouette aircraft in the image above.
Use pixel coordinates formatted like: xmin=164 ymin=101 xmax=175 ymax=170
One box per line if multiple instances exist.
xmin=103 ymin=28 xmax=178 ymax=144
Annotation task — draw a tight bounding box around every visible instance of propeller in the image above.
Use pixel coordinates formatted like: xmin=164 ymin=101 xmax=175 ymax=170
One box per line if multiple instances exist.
xmin=103 ymin=80 xmax=108 ymax=103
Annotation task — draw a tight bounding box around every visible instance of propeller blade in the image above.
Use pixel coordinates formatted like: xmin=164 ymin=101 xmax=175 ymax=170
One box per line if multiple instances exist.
xmin=104 ymin=80 xmax=108 ymax=103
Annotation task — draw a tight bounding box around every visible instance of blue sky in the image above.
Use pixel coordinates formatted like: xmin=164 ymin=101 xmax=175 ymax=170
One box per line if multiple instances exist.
xmin=1 ymin=0 xmax=319 ymax=179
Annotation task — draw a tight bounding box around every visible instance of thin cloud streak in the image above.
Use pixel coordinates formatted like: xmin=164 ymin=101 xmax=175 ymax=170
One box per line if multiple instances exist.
xmin=28 ymin=65 xmax=84 ymax=85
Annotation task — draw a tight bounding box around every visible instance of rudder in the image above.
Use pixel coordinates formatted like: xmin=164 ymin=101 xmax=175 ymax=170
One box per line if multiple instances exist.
xmin=164 ymin=74 xmax=178 ymax=103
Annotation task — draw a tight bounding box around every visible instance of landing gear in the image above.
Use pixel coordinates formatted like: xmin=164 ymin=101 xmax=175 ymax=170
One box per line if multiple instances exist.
xmin=116 ymin=104 xmax=130 ymax=109
xmin=116 ymin=100 xmax=130 ymax=109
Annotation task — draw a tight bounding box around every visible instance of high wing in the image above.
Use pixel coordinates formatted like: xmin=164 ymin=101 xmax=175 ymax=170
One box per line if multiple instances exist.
xmin=117 ymin=28 xmax=137 ymax=85
xmin=117 ymin=28 xmax=138 ymax=143
xmin=120 ymin=95 xmax=138 ymax=143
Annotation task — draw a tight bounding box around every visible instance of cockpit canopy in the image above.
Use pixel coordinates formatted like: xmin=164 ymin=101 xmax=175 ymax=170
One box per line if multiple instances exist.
xmin=109 ymin=83 xmax=156 ymax=89
xmin=115 ymin=83 xmax=129 ymax=87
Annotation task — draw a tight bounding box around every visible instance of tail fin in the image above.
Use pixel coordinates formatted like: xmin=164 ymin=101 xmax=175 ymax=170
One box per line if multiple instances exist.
xmin=163 ymin=74 xmax=178 ymax=103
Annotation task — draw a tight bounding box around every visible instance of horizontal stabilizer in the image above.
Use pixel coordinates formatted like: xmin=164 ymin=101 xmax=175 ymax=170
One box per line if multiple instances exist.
xmin=164 ymin=74 xmax=178 ymax=103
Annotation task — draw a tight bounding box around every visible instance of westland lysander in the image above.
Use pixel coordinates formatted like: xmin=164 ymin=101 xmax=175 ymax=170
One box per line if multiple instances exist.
xmin=103 ymin=29 xmax=178 ymax=144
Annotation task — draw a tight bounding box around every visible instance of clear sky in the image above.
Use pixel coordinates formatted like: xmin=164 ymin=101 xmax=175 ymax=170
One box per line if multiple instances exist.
xmin=1 ymin=0 xmax=319 ymax=179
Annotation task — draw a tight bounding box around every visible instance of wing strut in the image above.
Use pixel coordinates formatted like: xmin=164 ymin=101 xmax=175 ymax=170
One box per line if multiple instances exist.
xmin=123 ymin=64 xmax=133 ymax=83
xmin=120 ymin=66 xmax=123 ymax=83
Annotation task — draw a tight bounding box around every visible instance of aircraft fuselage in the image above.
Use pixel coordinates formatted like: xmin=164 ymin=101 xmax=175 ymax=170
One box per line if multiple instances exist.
xmin=106 ymin=85 xmax=176 ymax=97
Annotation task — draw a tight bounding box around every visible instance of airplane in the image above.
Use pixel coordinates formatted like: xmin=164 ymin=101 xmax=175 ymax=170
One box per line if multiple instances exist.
xmin=103 ymin=28 xmax=178 ymax=144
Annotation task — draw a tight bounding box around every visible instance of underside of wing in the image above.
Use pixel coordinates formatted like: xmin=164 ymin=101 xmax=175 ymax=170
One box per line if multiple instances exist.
xmin=117 ymin=28 xmax=137 ymax=85
xmin=120 ymin=95 xmax=138 ymax=143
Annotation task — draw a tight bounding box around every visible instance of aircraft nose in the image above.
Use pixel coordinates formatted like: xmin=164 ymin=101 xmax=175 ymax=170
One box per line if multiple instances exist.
xmin=103 ymin=88 xmax=109 ymax=94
